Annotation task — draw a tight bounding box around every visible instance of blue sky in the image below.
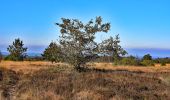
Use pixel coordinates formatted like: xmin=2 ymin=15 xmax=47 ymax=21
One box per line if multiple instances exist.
xmin=0 ymin=0 xmax=170 ymax=54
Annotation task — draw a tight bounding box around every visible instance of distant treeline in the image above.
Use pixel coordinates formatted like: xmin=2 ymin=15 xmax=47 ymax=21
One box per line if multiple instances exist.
xmin=94 ymin=54 xmax=170 ymax=66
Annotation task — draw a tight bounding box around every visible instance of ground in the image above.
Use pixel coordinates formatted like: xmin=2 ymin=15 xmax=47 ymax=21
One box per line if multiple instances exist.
xmin=0 ymin=61 xmax=170 ymax=100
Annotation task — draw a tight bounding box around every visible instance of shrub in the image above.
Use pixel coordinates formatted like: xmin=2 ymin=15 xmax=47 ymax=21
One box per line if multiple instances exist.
xmin=24 ymin=56 xmax=44 ymax=61
xmin=0 ymin=51 xmax=2 ymax=62
xmin=160 ymin=61 xmax=166 ymax=66
xmin=120 ymin=57 xmax=140 ymax=66
xmin=140 ymin=54 xmax=154 ymax=66
xmin=118 ymin=56 xmax=141 ymax=66
xmin=113 ymin=55 xmax=155 ymax=67
xmin=154 ymin=57 xmax=170 ymax=64
xmin=141 ymin=60 xmax=154 ymax=66
xmin=42 ymin=42 xmax=63 ymax=63
xmin=4 ymin=55 xmax=24 ymax=61
xmin=4 ymin=56 xmax=10 ymax=61
xmin=142 ymin=54 xmax=152 ymax=60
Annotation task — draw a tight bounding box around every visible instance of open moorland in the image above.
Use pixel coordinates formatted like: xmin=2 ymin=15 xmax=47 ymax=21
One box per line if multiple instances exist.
xmin=0 ymin=61 xmax=170 ymax=100
xmin=1 ymin=61 xmax=170 ymax=73
xmin=1 ymin=0 xmax=170 ymax=99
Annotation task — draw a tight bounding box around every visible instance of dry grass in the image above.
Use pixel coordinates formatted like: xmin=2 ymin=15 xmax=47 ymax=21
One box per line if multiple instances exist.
xmin=1 ymin=61 xmax=170 ymax=74
xmin=0 ymin=61 xmax=66 ymax=74
xmin=1 ymin=61 xmax=170 ymax=99
xmin=91 ymin=62 xmax=170 ymax=73
xmin=1 ymin=67 xmax=170 ymax=100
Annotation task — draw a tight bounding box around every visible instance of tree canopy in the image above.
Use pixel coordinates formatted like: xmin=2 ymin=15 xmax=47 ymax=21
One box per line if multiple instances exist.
xmin=99 ymin=34 xmax=127 ymax=65
xmin=42 ymin=42 xmax=63 ymax=63
xmin=142 ymin=54 xmax=152 ymax=61
xmin=56 ymin=16 xmax=110 ymax=70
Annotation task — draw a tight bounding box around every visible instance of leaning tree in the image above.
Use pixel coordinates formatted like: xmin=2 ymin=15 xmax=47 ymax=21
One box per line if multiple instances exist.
xmin=7 ymin=38 xmax=27 ymax=61
xmin=56 ymin=16 xmax=110 ymax=70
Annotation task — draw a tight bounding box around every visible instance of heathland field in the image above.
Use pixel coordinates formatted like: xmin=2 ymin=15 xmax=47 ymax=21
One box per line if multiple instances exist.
xmin=1 ymin=61 xmax=170 ymax=100
xmin=1 ymin=61 xmax=170 ymax=73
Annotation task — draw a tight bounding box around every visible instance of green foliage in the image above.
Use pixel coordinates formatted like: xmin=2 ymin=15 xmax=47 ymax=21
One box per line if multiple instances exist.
xmin=142 ymin=54 xmax=152 ymax=60
xmin=140 ymin=54 xmax=154 ymax=66
xmin=159 ymin=59 xmax=167 ymax=66
xmin=24 ymin=56 xmax=44 ymax=61
xmin=6 ymin=38 xmax=27 ymax=61
xmin=94 ymin=56 xmax=113 ymax=63
xmin=42 ymin=42 xmax=63 ymax=63
xmin=56 ymin=16 xmax=110 ymax=70
xmin=99 ymin=34 xmax=127 ymax=65
xmin=161 ymin=61 xmax=166 ymax=66
xmin=154 ymin=57 xmax=167 ymax=66
xmin=154 ymin=57 xmax=170 ymax=64
xmin=141 ymin=60 xmax=154 ymax=66
xmin=0 ymin=51 xmax=2 ymax=62
xmin=112 ymin=55 xmax=155 ymax=66
xmin=120 ymin=56 xmax=141 ymax=66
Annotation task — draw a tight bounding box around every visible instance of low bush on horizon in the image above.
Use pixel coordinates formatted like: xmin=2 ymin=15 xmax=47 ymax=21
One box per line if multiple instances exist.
xmin=141 ymin=60 xmax=155 ymax=66
xmin=116 ymin=56 xmax=142 ymax=66
xmin=24 ymin=56 xmax=44 ymax=61
xmin=113 ymin=55 xmax=155 ymax=66
xmin=161 ymin=61 xmax=166 ymax=66
xmin=154 ymin=57 xmax=170 ymax=66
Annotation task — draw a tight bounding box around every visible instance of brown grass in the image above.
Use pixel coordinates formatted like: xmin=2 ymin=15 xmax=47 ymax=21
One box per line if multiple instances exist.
xmin=1 ymin=61 xmax=170 ymax=74
xmin=1 ymin=67 xmax=170 ymax=100
xmin=91 ymin=62 xmax=170 ymax=73
xmin=0 ymin=61 xmax=66 ymax=74
xmin=1 ymin=61 xmax=170 ymax=100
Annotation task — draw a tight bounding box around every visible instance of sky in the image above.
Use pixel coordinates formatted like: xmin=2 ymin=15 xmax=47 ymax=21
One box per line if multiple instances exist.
xmin=0 ymin=0 xmax=170 ymax=56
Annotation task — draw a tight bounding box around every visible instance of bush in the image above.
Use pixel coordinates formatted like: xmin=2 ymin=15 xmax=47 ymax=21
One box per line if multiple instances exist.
xmin=42 ymin=42 xmax=63 ymax=63
xmin=154 ymin=57 xmax=170 ymax=65
xmin=140 ymin=54 xmax=154 ymax=66
xmin=141 ymin=60 xmax=154 ymax=66
xmin=142 ymin=54 xmax=152 ymax=60
xmin=115 ymin=56 xmax=142 ymax=66
xmin=4 ymin=55 xmax=24 ymax=61
xmin=114 ymin=55 xmax=155 ymax=67
xmin=4 ymin=55 xmax=12 ymax=61
xmin=160 ymin=61 xmax=166 ymax=66
xmin=120 ymin=57 xmax=141 ymax=66
xmin=24 ymin=56 xmax=44 ymax=61
xmin=0 ymin=51 xmax=2 ymax=62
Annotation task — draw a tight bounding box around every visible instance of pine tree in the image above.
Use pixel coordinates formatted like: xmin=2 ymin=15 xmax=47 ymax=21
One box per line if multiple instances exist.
xmin=7 ymin=38 xmax=27 ymax=61
xmin=42 ymin=42 xmax=62 ymax=63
